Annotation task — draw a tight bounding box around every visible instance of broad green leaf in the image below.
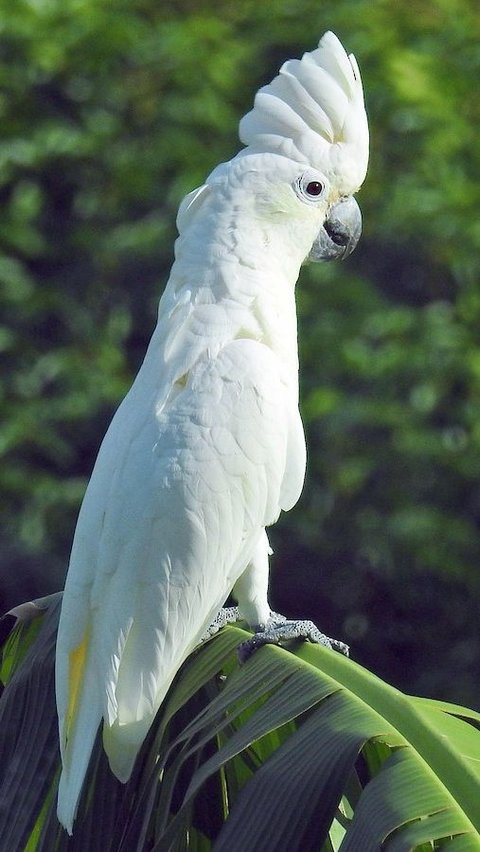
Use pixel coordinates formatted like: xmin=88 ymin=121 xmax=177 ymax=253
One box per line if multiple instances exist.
xmin=340 ymin=747 xmax=476 ymax=849
xmin=297 ymin=642 xmax=480 ymax=833
xmin=0 ymin=595 xmax=61 ymax=851
xmin=1 ymin=599 xmax=480 ymax=850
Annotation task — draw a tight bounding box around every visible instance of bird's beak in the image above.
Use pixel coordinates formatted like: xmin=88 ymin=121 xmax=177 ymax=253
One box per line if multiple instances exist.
xmin=308 ymin=196 xmax=362 ymax=262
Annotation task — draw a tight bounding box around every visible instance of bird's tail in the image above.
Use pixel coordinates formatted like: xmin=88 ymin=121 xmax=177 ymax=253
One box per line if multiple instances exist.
xmin=56 ymin=631 xmax=103 ymax=835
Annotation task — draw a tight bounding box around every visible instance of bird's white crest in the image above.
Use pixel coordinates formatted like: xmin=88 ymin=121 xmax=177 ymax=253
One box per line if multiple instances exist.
xmin=239 ymin=31 xmax=368 ymax=194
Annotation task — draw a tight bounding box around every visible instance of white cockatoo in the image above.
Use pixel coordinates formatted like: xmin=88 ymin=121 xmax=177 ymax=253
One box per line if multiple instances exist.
xmin=56 ymin=30 xmax=369 ymax=833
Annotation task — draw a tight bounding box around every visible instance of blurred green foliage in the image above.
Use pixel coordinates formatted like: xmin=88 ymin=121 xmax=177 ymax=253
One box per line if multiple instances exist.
xmin=1 ymin=0 xmax=480 ymax=706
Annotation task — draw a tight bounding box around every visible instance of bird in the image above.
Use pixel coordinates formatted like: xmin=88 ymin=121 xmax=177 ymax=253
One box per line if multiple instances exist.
xmin=55 ymin=30 xmax=369 ymax=834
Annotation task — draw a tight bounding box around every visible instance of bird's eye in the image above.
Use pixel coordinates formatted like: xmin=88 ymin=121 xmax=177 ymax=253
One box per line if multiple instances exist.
xmin=305 ymin=181 xmax=324 ymax=197
xmin=295 ymin=171 xmax=328 ymax=204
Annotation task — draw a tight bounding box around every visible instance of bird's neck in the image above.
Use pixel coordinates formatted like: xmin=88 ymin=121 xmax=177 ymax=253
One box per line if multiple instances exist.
xmin=167 ymin=217 xmax=302 ymax=392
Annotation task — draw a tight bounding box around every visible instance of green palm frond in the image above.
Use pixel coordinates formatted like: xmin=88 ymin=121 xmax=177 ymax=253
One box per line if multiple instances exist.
xmin=1 ymin=594 xmax=480 ymax=851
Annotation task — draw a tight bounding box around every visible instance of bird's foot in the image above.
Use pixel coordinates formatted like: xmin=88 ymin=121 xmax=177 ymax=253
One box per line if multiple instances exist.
xmin=238 ymin=614 xmax=349 ymax=662
xmin=200 ymin=606 xmax=241 ymax=642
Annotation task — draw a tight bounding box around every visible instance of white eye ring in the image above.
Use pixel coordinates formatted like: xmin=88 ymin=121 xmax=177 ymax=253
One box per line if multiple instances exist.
xmin=295 ymin=170 xmax=328 ymax=204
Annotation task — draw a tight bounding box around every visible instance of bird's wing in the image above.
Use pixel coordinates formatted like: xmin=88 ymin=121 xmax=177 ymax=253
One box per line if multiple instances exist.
xmin=56 ymin=336 xmax=293 ymax=823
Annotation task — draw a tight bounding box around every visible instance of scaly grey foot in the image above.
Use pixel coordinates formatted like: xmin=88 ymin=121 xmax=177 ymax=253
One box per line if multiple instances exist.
xmin=200 ymin=606 xmax=241 ymax=642
xmin=238 ymin=615 xmax=349 ymax=662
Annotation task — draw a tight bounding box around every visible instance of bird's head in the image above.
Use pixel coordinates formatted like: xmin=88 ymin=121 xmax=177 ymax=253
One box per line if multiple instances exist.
xmin=216 ymin=154 xmax=363 ymax=265
xmin=177 ymin=32 xmax=368 ymax=273
xmin=232 ymin=30 xmax=368 ymax=265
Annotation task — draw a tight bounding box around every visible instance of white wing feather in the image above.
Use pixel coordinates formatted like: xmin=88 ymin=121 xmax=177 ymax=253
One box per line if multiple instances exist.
xmin=56 ymin=334 xmax=292 ymax=826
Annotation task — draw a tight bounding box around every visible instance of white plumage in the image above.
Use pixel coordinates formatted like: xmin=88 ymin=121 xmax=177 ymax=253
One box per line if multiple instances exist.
xmin=55 ymin=31 xmax=369 ymax=833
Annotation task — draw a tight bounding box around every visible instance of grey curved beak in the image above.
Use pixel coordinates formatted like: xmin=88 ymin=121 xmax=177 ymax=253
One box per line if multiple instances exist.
xmin=308 ymin=196 xmax=362 ymax=262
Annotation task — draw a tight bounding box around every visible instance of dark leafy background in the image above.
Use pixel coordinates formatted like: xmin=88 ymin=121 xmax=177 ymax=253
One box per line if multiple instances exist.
xmin=2 ymin=0 xmax=480 ymax=708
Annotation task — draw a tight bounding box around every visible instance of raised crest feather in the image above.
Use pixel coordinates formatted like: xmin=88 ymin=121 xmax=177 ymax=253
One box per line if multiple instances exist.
xmin=239 ymin=31 xmax=368 ymax=192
